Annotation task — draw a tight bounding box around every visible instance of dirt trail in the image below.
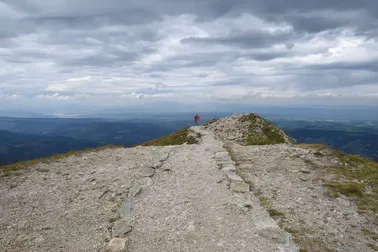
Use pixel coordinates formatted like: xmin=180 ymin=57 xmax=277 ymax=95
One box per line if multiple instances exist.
xmin=125 ymin=126 xmax=298 ymax=252
xmin=1 ymin=126 xmax=300 ymax=252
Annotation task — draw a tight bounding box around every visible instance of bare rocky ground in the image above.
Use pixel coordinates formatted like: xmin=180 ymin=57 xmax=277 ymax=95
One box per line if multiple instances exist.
xmin=1 ymin=114 xmax=377 ymax=252
xmin=229 ymin=143 xmax=378 ymax=252
xmin=0 ymin=147 xmax=172 ymax=252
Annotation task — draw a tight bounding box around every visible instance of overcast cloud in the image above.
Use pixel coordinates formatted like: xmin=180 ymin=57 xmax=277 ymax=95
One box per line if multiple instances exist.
xmin=1 ymin=0 xmax=378 ymax=113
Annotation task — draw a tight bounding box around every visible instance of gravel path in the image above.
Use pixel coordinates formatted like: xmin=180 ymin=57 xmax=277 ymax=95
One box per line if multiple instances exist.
xmin=125 ymin=126 xmax=298 ymax=252
xmin=1 ymin=126 xmax=300 ymax=252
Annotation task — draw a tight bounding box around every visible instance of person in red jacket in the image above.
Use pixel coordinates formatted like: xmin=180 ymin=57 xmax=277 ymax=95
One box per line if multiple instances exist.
xmin=194 ymin=113 xmax=200 ymax=124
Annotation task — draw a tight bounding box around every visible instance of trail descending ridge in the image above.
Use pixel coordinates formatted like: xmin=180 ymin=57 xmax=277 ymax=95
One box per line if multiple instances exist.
xmin=0 ymin=124 xmax=300 ymax=252
xmin=124 ymin=126 xmax=298 ymax=252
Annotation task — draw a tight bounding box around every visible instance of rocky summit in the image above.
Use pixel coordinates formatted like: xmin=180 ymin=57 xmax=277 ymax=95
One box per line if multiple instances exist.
xmin=1 ymin=113 xmax=377 ymax=252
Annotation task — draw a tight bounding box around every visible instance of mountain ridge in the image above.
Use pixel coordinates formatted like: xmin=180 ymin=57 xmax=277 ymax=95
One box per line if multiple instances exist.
xmin=1 ymin=113 xmax=377 ymax=252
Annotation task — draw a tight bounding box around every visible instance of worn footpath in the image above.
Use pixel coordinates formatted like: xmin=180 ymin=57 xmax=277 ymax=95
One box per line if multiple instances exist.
xmin=0 ymin=126 xmax=299 ymax=252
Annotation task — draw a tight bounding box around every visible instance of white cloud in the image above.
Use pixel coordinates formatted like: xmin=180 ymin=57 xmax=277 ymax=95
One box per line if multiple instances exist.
xmin=0 ymin=0 xmax=378 ymax=113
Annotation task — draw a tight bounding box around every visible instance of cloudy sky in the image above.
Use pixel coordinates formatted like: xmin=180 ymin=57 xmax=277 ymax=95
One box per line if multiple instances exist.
xmin=1 ymin=0 xmax=378 ymax=114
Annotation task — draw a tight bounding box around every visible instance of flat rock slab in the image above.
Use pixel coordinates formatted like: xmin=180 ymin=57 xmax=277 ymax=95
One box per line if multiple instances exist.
xmin=120 ymin=199 xmax=132 ymax=219
xmin=107 ymin=238 xmax=129 ymax=252
xmin=230 ymin=181 xmax=250 ymax=193
xmin=137 ymin=177 xmax=153 ymax=188
xmin=128 ymin=184 xmax=142 ymax=198
xmin=225 ymin=172 xmax=244 ymax=182
xmin=222 ymin=164 xmax=236 ymax=172
xmin=112 ymin=219 xmax=132 ymax=237
xmin=141 ymin=167 xmax=155 ymax=177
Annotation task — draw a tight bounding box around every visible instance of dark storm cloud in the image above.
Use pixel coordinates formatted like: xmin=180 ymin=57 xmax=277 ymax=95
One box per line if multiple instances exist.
xmin=0 ymin=0 xmax=378 ymax=107
xmin=181 ymin=29 xmax=296 ymax=48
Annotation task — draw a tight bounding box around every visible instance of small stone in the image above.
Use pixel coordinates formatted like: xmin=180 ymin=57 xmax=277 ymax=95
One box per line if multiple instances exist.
xmin=216 ymin=177 xmax=225 ymax=183
xmin=215 ymin=151 xmax=229 ymax=157
xmin=151 ymin=162 xmax=161 ymax=169
xmin=141 ymin=167 xmax=155 ymax=177
xmin=112 ymin=219 xmax=132 ymax=237
xmin=300 ymin=177 xmax=310 ymax=182
xmin=222 ymin=164 xmax=236 ymax=173
xmin=230 ymin=182 xmax=250 ymax=193
xmin=128 ymin=184 xmax=142 ymax=198
xmin=99 ymin=190 xmax=110 ymax=199
xmin=107 ymin=237 xmax=128 ymax=252
xmin=120 ymin=199 xmax=132 ymax=218
xmin=300 ymin=168 xmax=310 ymax=174
xmin=162 ymin=167 xmax=171 ymax=171
xmin=226 ymin=173 xmax=244 ymax=182
xmin=243 ymin=200 xmax=253 ymax=209
xmin=138 ymin=177 xmax=153 ymax=188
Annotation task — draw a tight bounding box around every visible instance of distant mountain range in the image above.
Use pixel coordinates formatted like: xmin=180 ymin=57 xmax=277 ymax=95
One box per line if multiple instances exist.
xmin=0 ymin=114 xmax=377 ymax=166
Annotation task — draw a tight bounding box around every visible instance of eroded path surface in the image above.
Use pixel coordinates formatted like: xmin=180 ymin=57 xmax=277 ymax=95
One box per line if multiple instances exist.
xmin=125 ymin=126 xmax=298 ymax=252
xmin=0 ymin=147 xmax=172 ymax=252
xmin=1 ymin=126 xmax=300 ymax=252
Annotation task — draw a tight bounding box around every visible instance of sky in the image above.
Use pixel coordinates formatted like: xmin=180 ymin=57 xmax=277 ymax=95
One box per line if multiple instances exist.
xmin=1 ymin=0 xmax=378 ymax=115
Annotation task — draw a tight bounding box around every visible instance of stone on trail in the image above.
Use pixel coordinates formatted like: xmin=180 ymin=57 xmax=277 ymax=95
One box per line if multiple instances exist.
xmin=128 ymin=184 xmax=142 ymax=198
xmin=141 ymin=167 xmax=155 ymax=177
xmin=225 ymin=172 xmax=244 ymax=182
xmin=221 ymin=164 xmax=236 ymax=172
xmin=107 ymin=237 xmax=129 ymax=252
xmin=120 ymin=199 xmax=132 ymax=219
xmin=230 ymin=181 xmax=250 ymax=193
xmin=137 ymin=177 xmax=153 ymax=188
xmin=112 ymin=219 xmax=132 ymax=237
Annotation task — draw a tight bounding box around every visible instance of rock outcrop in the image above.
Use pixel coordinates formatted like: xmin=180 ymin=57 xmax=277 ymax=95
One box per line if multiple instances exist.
xmin=203 ymin=113 xmax=295 ymax=145
xmin=1 ymin=113 xmax=377 ymax=252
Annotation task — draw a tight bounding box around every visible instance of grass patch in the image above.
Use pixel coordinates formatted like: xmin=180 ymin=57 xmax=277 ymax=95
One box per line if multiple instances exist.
xmin=297 ymin=143 xmax=378 ymax=218
xmin=259 ymin=196 xmax=271 ymax=208
xmin=0 ymin=145 xmax=123 ymax=173
xmin=368 ymin=243 xmax=378 ymax=251
xmin=267 ymin=208 xmax=286 ymax=217
xmin=108 ymin=216 xmax=120 ymax=223
xmin=258 ymin=196 xmax=286 ymax=219
xmin=362 ymin=228 xmax=378 ymax=241
xmin=36 ymin=168 xmax=50 ymax=173
xmin=244 ymin=113 xmax=287 ymax=145
xmin=323 ymin=182 xmax=366 ymax=197
xmin=138 ymin=127 xmax=200 ymax=146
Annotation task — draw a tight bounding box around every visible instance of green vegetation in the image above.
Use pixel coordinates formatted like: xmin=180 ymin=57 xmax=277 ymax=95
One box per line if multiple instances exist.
xmin=258 ymin=196 xmax=286 ymax=219
xmin=244 ymin=113 xmax=287 ymax=145
xmin=362 ymin=228 xmax=378 ymax=241
xmin=298 ymin=144 xmax=378 ymax=217
xmin=368 ymin=243 xmax=378 ymax=251
xmin=138 ymin=127 xmax=200 ymax=146
xmin=108 ymin=216 xmax=120 ymax=223
xmin=0 ymin=145 xmax=123 ymax=174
